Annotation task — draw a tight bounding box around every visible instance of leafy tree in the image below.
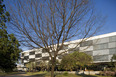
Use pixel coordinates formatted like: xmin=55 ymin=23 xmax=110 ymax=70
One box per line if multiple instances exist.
xmin=39 ymin=61 xmax=48 ymax=71
xmin=59 ymin=54 xmax=76 ymax=71
xmin=73 ymin=52 xmax=92 ymax=69
xmin=26 ymin=62 xmax=36 ymax=72
xmin=0 ymin=0 xmax=21 ymax=72
xmin=110 ymin=54 xmax=116 ymax=71
xmin=112 ymin=54 xmax=116 ymax=61
xmin=60 ymin=51 xmax=92 ymax=71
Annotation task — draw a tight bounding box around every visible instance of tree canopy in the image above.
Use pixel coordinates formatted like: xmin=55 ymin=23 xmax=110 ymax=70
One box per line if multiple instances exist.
xmin=112 ymin=54 xmax=116 ymax=61
xmin=60 ymin=51 xmax=92 ymax=71
xmin=0 ymin=0 xmax=21 ymax=72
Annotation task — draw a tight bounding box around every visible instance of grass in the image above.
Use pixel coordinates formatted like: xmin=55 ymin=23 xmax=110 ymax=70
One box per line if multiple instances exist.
xmin=0 ymin=72 xmax=18 ymax=76
xmin=26 ymin=71 xmax=115 ymax=77
xmin=0 ymin=71 xmax=115 ymax=77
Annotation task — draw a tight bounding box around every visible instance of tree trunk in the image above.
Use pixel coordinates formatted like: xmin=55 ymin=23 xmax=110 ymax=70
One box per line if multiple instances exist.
xmin=51 ymin=65 xmax=55 ymax=77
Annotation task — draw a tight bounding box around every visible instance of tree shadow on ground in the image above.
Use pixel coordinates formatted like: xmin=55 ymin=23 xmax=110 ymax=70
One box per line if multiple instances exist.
xmin=76 ymin=74 xmax=97 ymax=77
xmin=27 ymin=73 xmax=46 ymax=77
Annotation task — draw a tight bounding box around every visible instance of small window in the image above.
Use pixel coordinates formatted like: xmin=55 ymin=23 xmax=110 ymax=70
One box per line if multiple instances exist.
xmin=93 ymin=43 xmax=108 ymax=50
xmin=109 ymin=36 xmax=116 ymax=42
xmin=29 ymin=58 xmax=35 ymax=62
xmin=80 ymin=40 xmax=93 ymax=47
xmin=21 ymin=59 xmax=24 ymax=63
xmin=29 ymin=51 xmax=35 ymax=55
xmin=93 ymin=55 xmax=108 ymax=61
xmin=42 ymin=48 xmax=47 ymax=53
xmin=24 ymin=56 xmax=29 ymax=60
xmin=22 ymin=53 xmax=24 ymax=57
xmin=35 ymin=54 xmax=42 ymax=58
xmin=42 ymin=57 xmax=49 ymax=60
xmin=109 ymin=48 xmax=116 ymax=55
xmin=85 ymin=51 xmax=93 ymax=56
xmin=62 ymin=45 xmax=68 ymax=49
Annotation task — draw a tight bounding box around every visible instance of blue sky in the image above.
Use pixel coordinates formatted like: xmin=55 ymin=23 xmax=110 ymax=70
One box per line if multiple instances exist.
xmin=4 ymin=0 xmax=116 ymax=35
xmin=4 ymin=0 xmax=116 ymax=50
xmin=93 ymin=0 xmax=116 ymax=34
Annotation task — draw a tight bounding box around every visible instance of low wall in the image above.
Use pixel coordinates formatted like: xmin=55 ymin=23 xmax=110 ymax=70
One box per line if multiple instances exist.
xmin=56 ymin=71 xmax=101 ymax=75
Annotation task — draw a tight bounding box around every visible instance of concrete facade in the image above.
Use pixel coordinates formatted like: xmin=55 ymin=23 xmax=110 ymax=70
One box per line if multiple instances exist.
xmin=21 ymin=32 xmax=116 ymax=65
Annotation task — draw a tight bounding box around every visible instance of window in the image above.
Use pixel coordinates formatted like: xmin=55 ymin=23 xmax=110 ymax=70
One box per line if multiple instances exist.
xmin=42 ymin=57 xmax=49 ymax=60
xmin=42 ymin=48 xmax=47 ymax=53
xmin=109 ymin=36 xmax=116 ymax=42
xmin=24 ymin=56 xmax=29 ymax=60
xmin=69 ymin=47 xmax=79 ymax=51
xmin=85 ymin=51 xmax=93 ymax=56
xmin=109 ymin=48 xmax=116 ymax=55
xmin=35 ymin=54 xmax=42 ymax=58
xmin=80 ymin=40 xmax=93 ymax=47
xmin=93 ymin=55 xmax=108 ymax=61
xmin=29 ymin=58 xmax=35 ymax=62
xmin=21 ymin=59 xmax=24 ymax=63
xmin=93 ymin=43 xmax=108 ymax=50
xmin=58 ymin=56 xmax=63 ymax=59
xmin=29 ymin=51 xmax=35 ymax=55
xmin=62 ymin=45 xmax=68 ymax=50
xmin=22 ymin=53 xmax=24 ymax=57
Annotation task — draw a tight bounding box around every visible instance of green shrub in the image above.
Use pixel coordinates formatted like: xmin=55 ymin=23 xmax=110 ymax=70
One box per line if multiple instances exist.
xmin=63 ymin=71 xmax=68 ymax=76
xmin=100 ymin=71 xmax=116 ymax=76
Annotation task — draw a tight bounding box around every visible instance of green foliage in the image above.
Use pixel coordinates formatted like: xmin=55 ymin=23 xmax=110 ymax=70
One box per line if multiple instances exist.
xmin=26 ymin=62 xmax=36 ymax=72
xmin=0 ymin=0 xmax=21 ymax=72
xmin=59 ymin=54 xmax=76 ymax=71
xmin=63 ymin=71 xmax=68 ymax=76
xmin=111 ymin=54 xmax=116 ymax=61
xmin=59 ymin=51 xmax=92 ymax=71
xmin=72 ymin=51 xmax=92 ymax=67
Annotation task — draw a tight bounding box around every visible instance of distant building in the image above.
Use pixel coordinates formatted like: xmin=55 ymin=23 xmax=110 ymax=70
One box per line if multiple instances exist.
xmin=21 ymin=32 xmax=116 ymax=66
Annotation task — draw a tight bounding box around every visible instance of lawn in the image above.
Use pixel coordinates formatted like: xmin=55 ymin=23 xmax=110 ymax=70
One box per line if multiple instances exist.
xmin=0 ymin=72 xmax=18 ymax=76
xmin=0 ymin=71 xmax=115 ymax=77
xmin=26 ymin=71 xmax=115 ymax=77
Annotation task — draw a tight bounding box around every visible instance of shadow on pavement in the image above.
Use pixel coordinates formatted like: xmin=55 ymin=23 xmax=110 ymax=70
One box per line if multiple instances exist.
xmin=76 ymin=74 xmax=97 ymax=77
xmin=28 ymin=73 xmax=46 ymax=77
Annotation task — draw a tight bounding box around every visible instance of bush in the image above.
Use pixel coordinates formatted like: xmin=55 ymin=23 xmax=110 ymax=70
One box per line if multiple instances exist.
xmin=63 ymin=71 xmax=68 ymax=76
xmin=100 ymin=71 xmax=116 ymax=76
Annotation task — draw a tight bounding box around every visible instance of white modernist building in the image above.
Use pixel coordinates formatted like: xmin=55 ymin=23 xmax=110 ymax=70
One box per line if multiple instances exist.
xmin=21 ymin=32 xmax=116 ymax=65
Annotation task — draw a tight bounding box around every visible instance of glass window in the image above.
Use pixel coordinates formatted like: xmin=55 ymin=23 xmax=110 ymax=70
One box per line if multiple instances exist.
xmin=80 ymin=40 xmax=93 ymax=47
xmin=62 ymin=45 xmax=68 ymax=50
xmin=109 ymin=36 xmax=116 ymax=42
xmin=42 ymin=48 xmax=47 ymax=53
xmin=22 ymin=53 xmax=24 ymax=57
xmin=93 ymin=55 xmax=108 ymax=61
xmin=21 ymin=59 xmax=24 ymax=63
xmin=29 ymin=58 xmax=35 ymax=62
xmin=93 ymin=43 xmax=108 ymax=50
xmin=29 ymin=51 xmax=35 ymax=55
xmin=35 ymin=54 xmax=42 ymax=58
xmin=42 ymin=57 xmax=49 ymax=60
xmin=68 ymin=47 xmax=79 ymax=51
xmin=109 ymin=48 xmax=116 ymax=55
xmin=58 ymin=56 xmax=63 ymax=59
xmin=85 ymin=51 xmax=93 ymax=56
xmin=24 ymin=56 xmax=29 ymax=60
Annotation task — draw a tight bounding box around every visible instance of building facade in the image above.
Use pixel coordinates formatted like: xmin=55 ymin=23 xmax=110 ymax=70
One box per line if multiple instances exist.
xmin=21 ymin=32 xmax=116 ymax=65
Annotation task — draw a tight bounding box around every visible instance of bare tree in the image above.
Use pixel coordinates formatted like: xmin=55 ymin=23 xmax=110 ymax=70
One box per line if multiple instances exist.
xmin=6 ymin=0 xmax=105 ymax=77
